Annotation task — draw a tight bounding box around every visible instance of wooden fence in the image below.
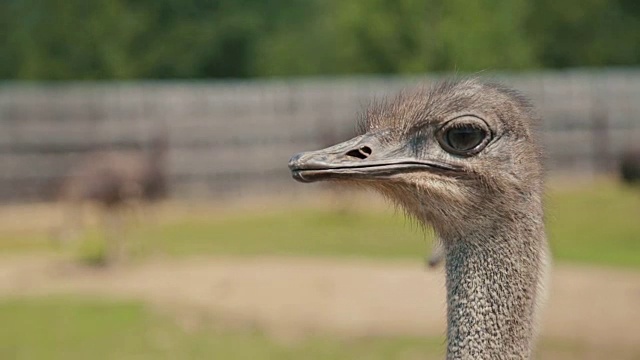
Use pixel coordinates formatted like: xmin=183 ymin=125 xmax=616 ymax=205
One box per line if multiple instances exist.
xmin=1 ymin=69 xmax=639 ymax=202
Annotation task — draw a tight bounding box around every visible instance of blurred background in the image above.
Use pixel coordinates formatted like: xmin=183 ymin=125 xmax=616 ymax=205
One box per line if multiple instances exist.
xmin=1 ymin=0 xmax=639 ymax=359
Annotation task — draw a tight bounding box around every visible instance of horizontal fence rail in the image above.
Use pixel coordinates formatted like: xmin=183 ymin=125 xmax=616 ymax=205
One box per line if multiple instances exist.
xmin=1 ymin=69 xmax=639 ymax=202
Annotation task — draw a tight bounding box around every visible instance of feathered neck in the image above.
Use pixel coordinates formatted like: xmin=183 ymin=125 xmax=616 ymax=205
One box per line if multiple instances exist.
xmin=440 ymin=207 xmax=548 ymax=359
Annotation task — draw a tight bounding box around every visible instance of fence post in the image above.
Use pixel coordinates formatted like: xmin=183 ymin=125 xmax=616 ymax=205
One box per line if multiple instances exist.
xmin=591 ymin=97 xmax=610 ymax=174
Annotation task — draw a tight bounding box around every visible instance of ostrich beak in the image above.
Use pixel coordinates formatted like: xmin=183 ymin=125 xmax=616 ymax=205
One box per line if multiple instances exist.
xmin=288 ymin=132 xmax=458 ymax=183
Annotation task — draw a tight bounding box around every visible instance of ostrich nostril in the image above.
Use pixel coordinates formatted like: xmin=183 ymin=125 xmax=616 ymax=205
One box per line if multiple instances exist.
xmin=346 ymin=146 xmax=372 ymax=160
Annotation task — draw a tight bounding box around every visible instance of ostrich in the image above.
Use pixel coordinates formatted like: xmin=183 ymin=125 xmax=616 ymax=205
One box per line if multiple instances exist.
xmin=56 ymin=134 xmax=169 ymax=259
xmin=619 ymin=150 xmax=640 ymax=184
xmin=289 ymin=79 xmax=549 ymax=359
xmin=426 ymin=240 xmax=445 ymax=268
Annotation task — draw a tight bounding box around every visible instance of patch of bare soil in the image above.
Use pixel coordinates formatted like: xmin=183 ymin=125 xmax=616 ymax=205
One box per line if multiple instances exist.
xmin=0 ymin=255 xmax=638 ymax=351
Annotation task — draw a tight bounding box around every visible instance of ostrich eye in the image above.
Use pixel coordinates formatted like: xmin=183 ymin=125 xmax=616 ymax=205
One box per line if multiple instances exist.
xmin=438 ymin=118 xmax=491 ymax=155
xmin=445 ymin=125 xmax=485 ymax=151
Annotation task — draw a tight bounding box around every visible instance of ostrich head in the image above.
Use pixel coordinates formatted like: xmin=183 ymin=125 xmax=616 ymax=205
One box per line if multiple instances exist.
xmin=289 ymin=80 xmax=543 ymax=238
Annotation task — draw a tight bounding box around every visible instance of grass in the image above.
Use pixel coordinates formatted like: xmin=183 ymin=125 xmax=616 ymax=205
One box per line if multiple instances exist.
xmin=0 ymin=296 xmax=637 ymax=360
xmin=143 ymin=207 xmax=431 ymax=259
xmin=546 ymin=183 xmax=640 ymax=268
xmin=0 ymin=297 xmax=444 ymax=360
xmin=0 ymin=181 xmax=639 ymax=268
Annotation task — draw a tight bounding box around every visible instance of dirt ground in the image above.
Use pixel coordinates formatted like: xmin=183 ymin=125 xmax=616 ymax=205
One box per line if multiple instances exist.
xmin=0 ymin=255 xmax=638 ymax=352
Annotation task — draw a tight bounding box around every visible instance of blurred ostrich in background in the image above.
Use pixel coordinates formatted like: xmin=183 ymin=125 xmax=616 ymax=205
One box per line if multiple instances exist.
xmin=55 ymin=133 xmax=169 ymax=261
xmin=620 ymin=150 xmax=640 ymax=185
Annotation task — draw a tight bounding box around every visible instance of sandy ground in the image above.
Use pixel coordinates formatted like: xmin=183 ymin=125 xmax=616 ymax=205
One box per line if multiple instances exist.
xmin=0 ymin=255 xmax=638 ymax=352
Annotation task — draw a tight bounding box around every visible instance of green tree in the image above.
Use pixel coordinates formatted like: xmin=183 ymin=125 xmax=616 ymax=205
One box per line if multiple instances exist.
xmin=255 ymin=0 xmax=536 ymax=77
xmin=528 ymin=0 xmax=640 ymax=68
xmin=0 ymin=0 xmax=639 ymax=80
xmin=2 ymin=0 xmax=139 ymax=79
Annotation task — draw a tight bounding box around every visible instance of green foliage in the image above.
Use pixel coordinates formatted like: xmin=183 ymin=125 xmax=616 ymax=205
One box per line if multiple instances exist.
xmin=1 ymin=0 xmax=639 ymax=79
xmin=2 ymin=0 xmax=140 ymax=79
xmin=527 ymin=0 xmax=640 ymax=68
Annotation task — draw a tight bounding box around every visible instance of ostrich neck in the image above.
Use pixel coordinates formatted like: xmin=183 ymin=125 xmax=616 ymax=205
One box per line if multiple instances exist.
xmin=442 ymin=213 xmax=548 ymax=360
